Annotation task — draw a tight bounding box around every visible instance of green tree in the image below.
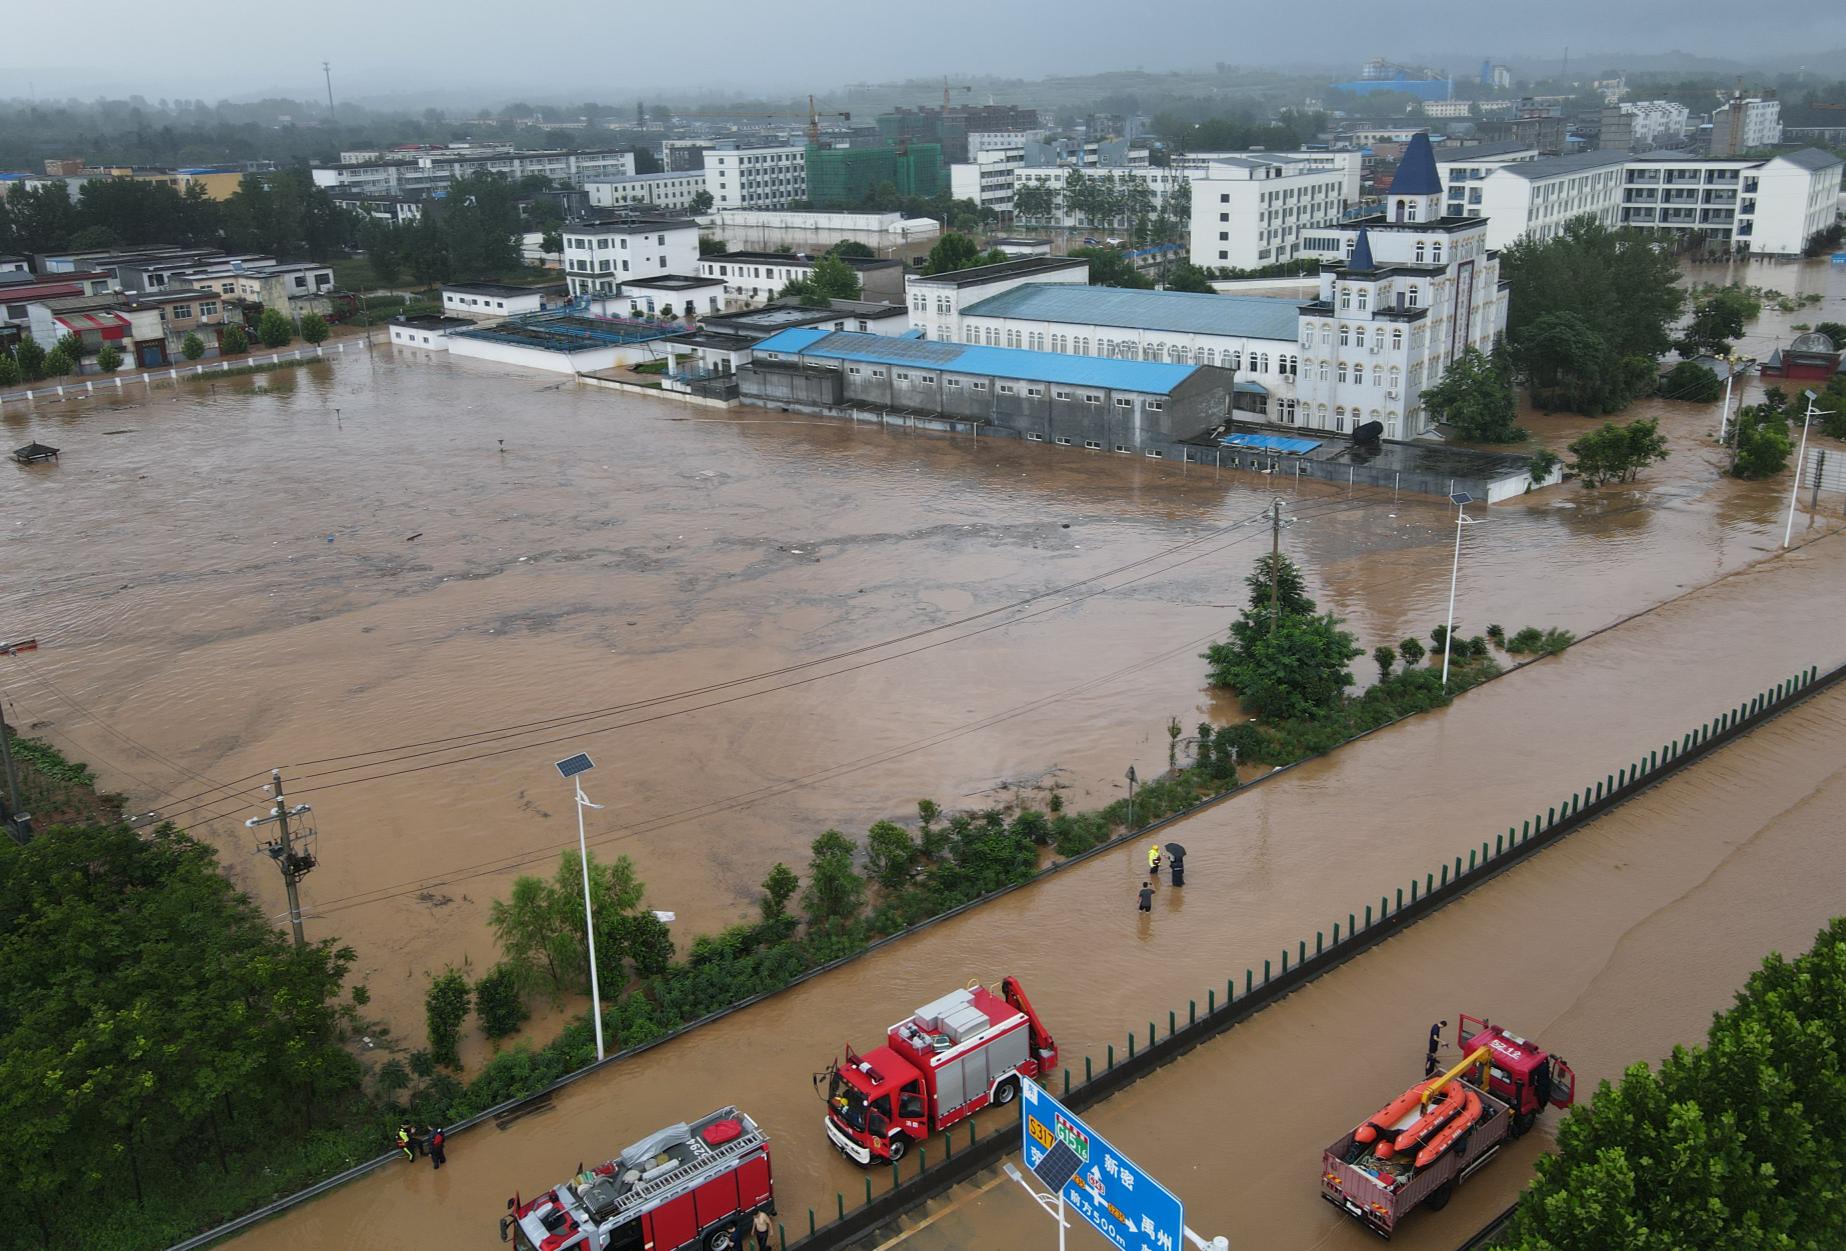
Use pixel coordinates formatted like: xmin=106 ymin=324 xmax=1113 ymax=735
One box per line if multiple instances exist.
xmin=1675 ymin=287 xmax=1756 ymax=357
xmin=1162 ymin=261 xmax=1217 ymax=294
xmin=922 ymin=232 xmax=987 ymax=275
xmin=759 ymin=862 xmax=799 ymax=923
xmin=407 ymin=209 xmax=452 ymax=286
xmin=68 ymin=223 xmax=122 ymax=250
xmin=1420 ymin=346 xmax=1526 ymax=442
xmin=42 ymin=346 xmax=74 ymax=377
xmin=488 ymin=849 xmax=646 ymax=996
xmin=256 ymin=308 xmax=293 ymax=348
xmin=1203 ymin=552 xmax=1360 ymax=720
xmin=424 ymin=969 xmax=470 ymax=1068
xmin=1373 ymin=645 xmax=1397 ymax=679
xmin=55 ymin=331 xmax=84 ymax=362
xmin=826 ymin=239 xmax=876 ymax=258
xmin=1070 ymin=245 xmax=1153 ymax=289
xmin=363 ymin=219 xmax=404 ymax=286
xmin=783 ymin=252 xmax=863 ymax=306
xmin=13 ymin=334 xmax=46 ymax=380
xmin=539 ymin=228 xmax=562 ymax=263
xmin=180 ymin=332 xmax=206 ymax=361
xmin=1012 ymin=181 xmax=1059 ymax=224
xmin=1731 ymin=408 xmax=1793 ymax=479
xmin=298 ymin=312 xmax=330 ymax=345
xmin=615 ymin=911 xmax=675 ymax=978
xmin=800 ymin=829 xmax=865 ymax=933
xmin=1398 ymin=636 xmax=1426 ymax=667
xmin=473 ymin=963 xmax=529 ymax=1039
xmin=689 ymin=189 xmax=714 ymax=214
xmin=863 ymin=820 xmax=917 ymax=891
xmin=1527 ymin=448 xmax=1562 ymax=488
xmin=1659 ymin=359 xmax=1721 ymax=403
xmin=1566 ymin=417 xmax=1671 ymax=487
xmin=94 ymin=343 xmax=122 ymax=372
xmin=220 ymin=323 xmax=249 ymax=355
xmin=0 ymin=355 xmax=18 ymax=387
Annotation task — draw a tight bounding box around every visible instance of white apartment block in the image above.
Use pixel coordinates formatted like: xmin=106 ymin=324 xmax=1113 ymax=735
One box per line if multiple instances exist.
xmin=1169 ymin=150 xmax=1363 ymax=205
xmin=1435 ymin=150 xmax=1627 ymax=249
xmin=1618 ymin=100 xmax=1690 ymax=150
xmin=586 ymin=171 xmax=710 ymax=212
xmin=1439 ymin=143 xmax=1842 ymax=255
xmin=702 ymin=143 xmax=808 ymax=210
xmin=1420 ymin=100 xmax=1474 ymax=118
xmin=1710 ymin=96 xmax=1781 ymax=156
xmin=950 ymin=147 xmax=1025 ymax=216
xmin=562 ymin=220 xmax=700 ymax=296
xmin=1620 ymin=150 xmax=1841 ymax=255
xmin=697 ymin=251 xmax=906 ymax=307
xmin=311 ymin=149 xmax=635 ymax=195
xmin=1187 ymin=155 xmax=1353 ymax=269
xmin=967 ymin=130 xmax=1045 ymax=156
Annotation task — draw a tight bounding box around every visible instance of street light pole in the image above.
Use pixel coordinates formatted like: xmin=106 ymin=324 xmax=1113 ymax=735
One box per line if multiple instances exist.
xmin=555 ymin=753 xmax=606 ymax=1063
xmin=1785 ymin=390 xmax=1829 ymax=549
xmin=1441 ymin=493 xmax=1477 ymax=690
xmin=1126 ymin=765 xmax=1137 ymax=831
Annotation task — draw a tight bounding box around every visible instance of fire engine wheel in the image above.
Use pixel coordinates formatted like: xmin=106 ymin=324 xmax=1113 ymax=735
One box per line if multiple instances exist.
xmin=886 ymin=1136 xmax=909 ymax=1163
xmin=704 ymin=1226 xmax=737 ymax=1251
xmin=1511 ymin=1109 xmax=1538 ymax=1138
xmin=992 ymin=1078 xmax=1021 ymax=1106
xmin=1424 ymin=1180 xmax=1456 ymax=1212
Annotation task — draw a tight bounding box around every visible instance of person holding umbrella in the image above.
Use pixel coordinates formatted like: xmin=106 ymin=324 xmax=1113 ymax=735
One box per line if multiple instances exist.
xmin=1165 ymin=842 xmax=1187 ymax=887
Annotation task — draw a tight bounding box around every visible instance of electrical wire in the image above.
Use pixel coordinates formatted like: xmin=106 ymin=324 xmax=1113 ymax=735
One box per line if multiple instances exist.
xmin=162 ymin=494 xmax=1381 ymax=825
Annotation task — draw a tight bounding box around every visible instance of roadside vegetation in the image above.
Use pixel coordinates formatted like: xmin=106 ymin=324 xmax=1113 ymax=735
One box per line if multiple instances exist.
xmin=1504 ymin=917 xmax=1846 ymax=1250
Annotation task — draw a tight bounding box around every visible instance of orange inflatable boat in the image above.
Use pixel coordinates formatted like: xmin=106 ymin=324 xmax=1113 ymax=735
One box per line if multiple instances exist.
xmin=1415 ymin=1088 xmax=1483 ymax=1169
xmin=1351 ymin=1079 xmax=1434 ymax=1145
xmin=1378 ymin=1079 xmax=1467 ymax=1160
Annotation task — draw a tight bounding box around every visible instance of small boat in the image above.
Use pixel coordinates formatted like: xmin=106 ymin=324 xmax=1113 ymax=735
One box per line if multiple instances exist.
xmin=1380 ymin=1080 xmax=1467 ymax=1159
xmin=1353 ymin=1079 xmax=1434 ymax=1145
xmin=1415 ymin=1088 xmax=1483 ymax=1168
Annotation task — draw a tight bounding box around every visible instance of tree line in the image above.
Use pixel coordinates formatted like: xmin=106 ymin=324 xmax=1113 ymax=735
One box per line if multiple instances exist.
xmin=0 ymin=169 xmax=342 ymax=259
xmin=1506 ymin=917 xmax=1846 ymax=1249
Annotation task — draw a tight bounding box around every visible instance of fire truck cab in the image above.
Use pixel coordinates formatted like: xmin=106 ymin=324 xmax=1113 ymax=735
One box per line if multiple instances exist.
xmin=822 ymin=976 xmax=1056 ymax=1165
xmin=501 ymin=1107 xmax=772 ymax=1251
xmin=1457 ymin=1014 xmax=1576 ymax=1136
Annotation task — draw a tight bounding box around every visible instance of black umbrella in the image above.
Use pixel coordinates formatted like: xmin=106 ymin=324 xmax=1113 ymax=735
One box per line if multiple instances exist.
xmin=1165 ymin=842 xmax=1187 ymax=861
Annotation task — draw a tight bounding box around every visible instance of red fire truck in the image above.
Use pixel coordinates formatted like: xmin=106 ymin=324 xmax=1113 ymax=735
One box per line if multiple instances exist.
xmin=820 ymin=976 xmax=1057 ymax=1165
xmin=500 ymin=1107 xmax=772 ymax=1251
xmin=1320 ymin=1014 xmax=1575 ymax=1239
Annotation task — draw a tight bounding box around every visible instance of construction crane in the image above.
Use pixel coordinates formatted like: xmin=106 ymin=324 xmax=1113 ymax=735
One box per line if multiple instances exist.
xmin=943 ymin=78 xmax=974 ymax=110
xmin=666 ymin=97 xmax=850 ymax=144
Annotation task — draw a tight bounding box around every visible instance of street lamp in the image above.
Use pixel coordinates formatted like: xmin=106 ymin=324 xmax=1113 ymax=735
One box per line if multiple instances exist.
xmin=1125 ymin=765 xmax=1137 ymax=830
xmin=1002 ymin=1161 xmax=1071 ymax=1251
xmin=1440 ymin=493 xmax=1482 ymax=690
xmin=554 ymin=752 xmax=606 ymax=1063
xmin=1785 ymin=389 xmax=1831 ymax=549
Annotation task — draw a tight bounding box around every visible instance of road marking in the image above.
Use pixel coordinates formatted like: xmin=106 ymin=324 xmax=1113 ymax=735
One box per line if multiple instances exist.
xmin=864 ymin=1172 xmax=1007 ymax=1251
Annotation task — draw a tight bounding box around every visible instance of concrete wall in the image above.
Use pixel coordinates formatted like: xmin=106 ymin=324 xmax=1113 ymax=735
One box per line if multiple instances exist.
xmin=446 ymin=335 xmax=645 ymax=374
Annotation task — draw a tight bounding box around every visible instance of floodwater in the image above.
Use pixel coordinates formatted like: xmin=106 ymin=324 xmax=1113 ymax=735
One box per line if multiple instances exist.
xmin=211 ymin=530 xmax=1846 ymax=1251
xmin=0 ymin=257 xmax=1839 ymax=1241
xmin=876 ymin=680 xmax=1846 ymax=1251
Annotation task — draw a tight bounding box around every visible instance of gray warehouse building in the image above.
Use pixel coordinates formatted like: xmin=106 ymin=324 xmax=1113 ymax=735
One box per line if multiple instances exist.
xmin=740 ymin=328 xmax=1236 ymax=451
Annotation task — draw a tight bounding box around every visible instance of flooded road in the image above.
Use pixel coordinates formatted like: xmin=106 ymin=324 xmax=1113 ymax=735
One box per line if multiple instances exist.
xmin=878 ymin=678 xmax=1846 ymax=1251
xmin=211 ymin=524 xmax=1846 ymax=1251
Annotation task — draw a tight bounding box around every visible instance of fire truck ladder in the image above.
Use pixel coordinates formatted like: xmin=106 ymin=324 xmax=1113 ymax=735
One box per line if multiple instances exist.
xmin=610 ymin=1122 xmax=768 ymax=1219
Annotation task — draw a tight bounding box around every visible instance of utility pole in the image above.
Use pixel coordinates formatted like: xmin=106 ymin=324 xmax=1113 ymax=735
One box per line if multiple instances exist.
xmin=1785 ymin=390 xmax=1830 ymax=548
xmin=0 ymin=638 xmax=39 ymax=844
xmin=1268 ymin=498 xmax=1283 ymax=631
xmin=322 ymin=62 xmax=335 ymax=127
xmin=247 ymin=769 xmax=314 ymax=946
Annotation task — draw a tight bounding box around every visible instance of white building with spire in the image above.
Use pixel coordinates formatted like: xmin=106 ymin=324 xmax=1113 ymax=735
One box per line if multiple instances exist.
xmin=1293 ymin=132 xmax=1508 ymax=440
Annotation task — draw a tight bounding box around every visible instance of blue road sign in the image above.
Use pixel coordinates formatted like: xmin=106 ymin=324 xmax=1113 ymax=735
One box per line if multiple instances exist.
xmin=1021 ymin=1081 xmax=1184 ymax=1251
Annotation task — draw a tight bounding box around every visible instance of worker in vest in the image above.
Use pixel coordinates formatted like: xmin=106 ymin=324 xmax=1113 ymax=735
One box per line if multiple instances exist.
xmin=1147 ymin=843 xmax=1162 ymax=883
xmin=396 ymin=1123 xmax=415 ymax=1162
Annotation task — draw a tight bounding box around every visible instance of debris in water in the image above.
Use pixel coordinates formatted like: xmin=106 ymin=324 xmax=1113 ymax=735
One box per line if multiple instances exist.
xmin=406 ymin=532 xmax=422 ymax=541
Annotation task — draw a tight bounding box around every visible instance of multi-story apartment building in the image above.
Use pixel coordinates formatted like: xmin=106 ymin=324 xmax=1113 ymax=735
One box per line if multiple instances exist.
xmin=309 ymin=149 xmax=636 ymax=196
xmin=1434 ymin=150 xmax=1628 ymax=248
xmin=701 ymin=142 xmax=808 ymax=210
xmin=1619 ymin=150 xmax=1841 ymax=255
xmin=1709 ymin=94 xmax=1781 ymax=156
xmin=1186 ymin=155 xmax=1353 ymax=269
xmin=1438 ymin=138 xmax=1842 ymax=255
xmin=586 ymin=171 xmax=710 ymax=213
xmin=1618 ymin=101 xmax=1691 ymax=150
xmin=698 ymin=251 xmax=906 ymax=306
xmin=1009 ymin=165 xmax=1189 ymax=230
xmin=949 ymin=147 xmax=1025 ymax=216
xmin=561 ymin=219 xmax=700 ymax=296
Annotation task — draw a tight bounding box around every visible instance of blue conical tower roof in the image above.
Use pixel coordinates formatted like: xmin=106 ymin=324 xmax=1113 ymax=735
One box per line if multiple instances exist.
xmin=1348 ymin=227 xmax=1377 ymax=271
xmin=1393 ymin=131 xmax=1442 ymax=196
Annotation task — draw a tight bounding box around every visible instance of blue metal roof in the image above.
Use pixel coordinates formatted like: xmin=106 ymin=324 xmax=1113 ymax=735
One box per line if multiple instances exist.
xmin=1222 ymin=433 xmax=1322 ymax=454
xmin=750 ymin=328 xmax=1203 ymax=394
xmin=960 ymin=283 xmax=1303 ymax=342
xmin=1392 ymin=132 xmax=1443 ymax=195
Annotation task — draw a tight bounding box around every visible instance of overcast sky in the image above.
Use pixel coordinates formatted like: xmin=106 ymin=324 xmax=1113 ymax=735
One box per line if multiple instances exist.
xmin=4 ymin=0 xmax=1842 ymax=103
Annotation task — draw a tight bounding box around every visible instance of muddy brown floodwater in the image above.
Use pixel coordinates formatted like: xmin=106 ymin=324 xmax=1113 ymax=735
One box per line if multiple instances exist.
xmin=211 ymin=527 xmax=1846 ymax=1251
xmin=878 ymin=680 xmax=1846 ymax=1251
xmin=0 ymin=258 xmax=1839 ymax=1241
xmin=5 ymin=257 xmax=1841 ymax=1046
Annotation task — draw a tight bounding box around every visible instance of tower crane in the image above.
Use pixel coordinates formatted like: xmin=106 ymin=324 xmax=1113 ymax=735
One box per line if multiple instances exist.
xmin=666 ymin=96 xmax=851 ymax=144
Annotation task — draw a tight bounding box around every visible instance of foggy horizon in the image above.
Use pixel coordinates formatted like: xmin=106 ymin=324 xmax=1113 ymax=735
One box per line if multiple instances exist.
xmin=5 ymin=0 xmax=1845 ymax=106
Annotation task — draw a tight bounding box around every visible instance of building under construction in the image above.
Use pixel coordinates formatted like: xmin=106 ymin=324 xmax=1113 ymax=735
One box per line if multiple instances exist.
xmin=805 ymin=143 xmax=943 ymax=208
xmin=874 ymin=104 xmax=1039 ymax=163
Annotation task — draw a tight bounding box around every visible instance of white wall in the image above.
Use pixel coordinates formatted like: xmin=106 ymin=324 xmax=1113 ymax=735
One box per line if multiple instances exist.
xmin=446 ymin=335 xmax=641 ymax=374
xmin=389 ymin=323 xmax=454 ymax=350
xmin=905 ymin=263 xmax=1089 ymax=343
xmin=1750 ymin=156 xmax=1843 ymax=255
xmin=1187 ymin=164 xmax=1348 ymax=269
xmin=442 ymin=288 xmax=545 ymax=319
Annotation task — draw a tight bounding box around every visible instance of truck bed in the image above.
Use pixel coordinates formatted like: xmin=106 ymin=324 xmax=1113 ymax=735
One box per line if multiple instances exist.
xmin=1320 ymin=1079 xmax=1510 ymax=1239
